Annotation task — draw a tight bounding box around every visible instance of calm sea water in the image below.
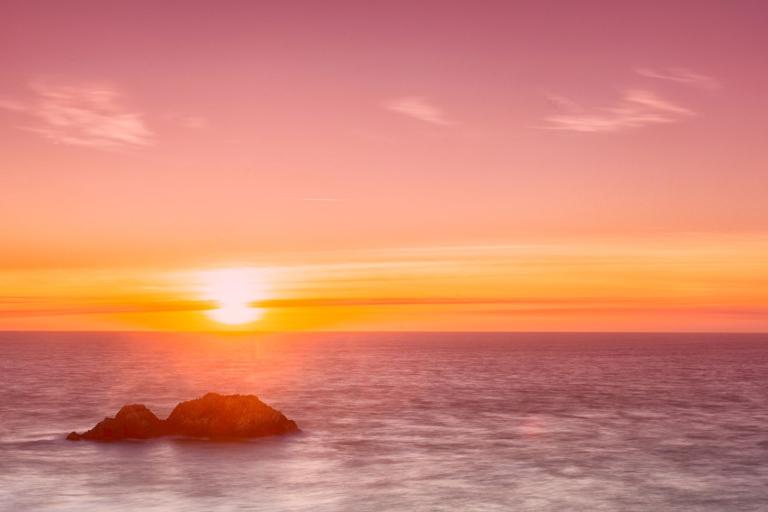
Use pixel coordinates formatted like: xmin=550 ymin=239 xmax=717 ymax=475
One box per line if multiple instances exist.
xmin=1 ymin=332 xmax=767 ymax=511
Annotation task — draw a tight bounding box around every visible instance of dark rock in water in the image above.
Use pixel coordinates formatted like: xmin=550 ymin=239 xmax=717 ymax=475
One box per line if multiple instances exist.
xmin=166 ymin=392 xmax=299 ymax=438
xmin=66 ymin=404 xmax=165 ymax=441
xmin=66 ymin=393 xmax=298 ymax=441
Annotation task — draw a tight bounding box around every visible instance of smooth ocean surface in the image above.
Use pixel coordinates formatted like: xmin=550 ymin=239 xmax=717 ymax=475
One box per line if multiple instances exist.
xmin=1 ymin=332 xmax=767 ymax=511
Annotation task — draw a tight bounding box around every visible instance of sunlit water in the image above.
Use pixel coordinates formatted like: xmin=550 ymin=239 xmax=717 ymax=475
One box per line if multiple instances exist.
xmin=1 ymin=332 xmax=767 ymax=511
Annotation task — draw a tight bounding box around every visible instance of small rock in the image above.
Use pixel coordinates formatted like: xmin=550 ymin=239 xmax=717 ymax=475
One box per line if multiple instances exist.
xmin=72 ymin=404 xmax=166 ymax=441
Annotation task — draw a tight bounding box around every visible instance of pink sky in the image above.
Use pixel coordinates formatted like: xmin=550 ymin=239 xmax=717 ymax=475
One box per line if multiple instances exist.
xmin=1 ymin=1 xmax=767 ymax=331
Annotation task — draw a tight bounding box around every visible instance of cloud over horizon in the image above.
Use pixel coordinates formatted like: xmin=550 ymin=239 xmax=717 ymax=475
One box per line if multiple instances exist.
xmin=543 ymin=89 xmax=694 ymax=133
xmin=0 ymin=82 xmax=153 ymax=148
xmin=636 ymin=68 xmax=719 ymax=90
xmin=384 ymin=96 xmax=453 ymax=126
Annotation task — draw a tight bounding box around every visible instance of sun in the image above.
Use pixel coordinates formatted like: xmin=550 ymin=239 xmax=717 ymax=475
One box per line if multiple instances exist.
xmin=200 ymin=268 xmax=267 ymax=325
xmin=206 ymin=303 xmax=263 ymax=325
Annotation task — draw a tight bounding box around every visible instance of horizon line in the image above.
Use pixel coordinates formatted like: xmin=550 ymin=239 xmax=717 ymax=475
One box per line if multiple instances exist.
xmin=1 ymin=330 xmax=767 ymax=335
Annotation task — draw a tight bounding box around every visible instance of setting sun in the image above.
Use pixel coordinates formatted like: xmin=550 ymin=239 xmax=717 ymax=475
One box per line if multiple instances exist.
xmin=200 ymin=268 xmax=267 ymax=325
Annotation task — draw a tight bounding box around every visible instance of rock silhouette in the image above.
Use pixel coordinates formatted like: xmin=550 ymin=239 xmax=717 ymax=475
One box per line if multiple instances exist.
xmin=66 ymin=404 xmax=166 ymax=441
xmin=67 ymin=393 xmax=299 ymax=441
xmin=166 ymin=392 xmax=299 ymax=438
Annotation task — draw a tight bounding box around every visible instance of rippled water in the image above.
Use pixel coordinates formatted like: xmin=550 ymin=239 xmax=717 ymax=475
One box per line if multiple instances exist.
xmin=1 ymin=332 xmax=767 ymax=511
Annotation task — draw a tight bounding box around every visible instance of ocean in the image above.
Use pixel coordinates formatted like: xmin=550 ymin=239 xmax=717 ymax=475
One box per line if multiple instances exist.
xmin=1 ymin=332 xmax=767 ymax=511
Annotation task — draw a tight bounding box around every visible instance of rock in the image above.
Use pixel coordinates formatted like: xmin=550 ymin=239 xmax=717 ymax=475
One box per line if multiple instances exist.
xmin=67 ymin=404 xmax=166 ymax=441
xmin=66 ymin=393 xmax=298 ymax=441
xmin=166 ymin=392 xmax=300 ymax=439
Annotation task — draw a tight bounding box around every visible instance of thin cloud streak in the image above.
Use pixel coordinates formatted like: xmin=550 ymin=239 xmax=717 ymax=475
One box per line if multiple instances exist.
xmin=636 ymin=68 xmax=719 ymax=90
xmin=384 ymin=96 xmax=453 ymax=125
xmin=0 ymin=82 xmax=153 ymax=148
xmin=0 ymin=99 xmax=26 ymax=112
xmin=543 ymin=89 xmax=694 ymax=133
xmin=0 ymin=299 xmax=212 ymax=318
xmin=297 ymin=197 xmax=341 ymax=202
xmin=3 ymin=295 xmax=765 ymax=319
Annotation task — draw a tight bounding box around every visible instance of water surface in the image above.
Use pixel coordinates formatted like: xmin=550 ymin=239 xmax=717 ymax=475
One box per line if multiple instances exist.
xmin=1 ymin=332 xmax=767 ymax=511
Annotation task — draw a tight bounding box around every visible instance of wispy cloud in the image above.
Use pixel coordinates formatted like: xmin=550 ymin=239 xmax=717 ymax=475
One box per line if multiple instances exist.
xmin=180 ymin=116 xmax=207 ymax=129
xmin=384 ymin=96 xmax=453 ymax=126
xmin=0 ymin=82 xmax=152 ymax=148
xmin=0 ymin=99 xmax=26 ymax=112
xmin=543 ymin=89 xmax=694 ymax=133
xmin=164 ymin=113 xmax=208 ymax=129
xmin=298 ymin=197 xmax=340 ymax=202
xmin=636 ymin=68 xmax=719 ymax=90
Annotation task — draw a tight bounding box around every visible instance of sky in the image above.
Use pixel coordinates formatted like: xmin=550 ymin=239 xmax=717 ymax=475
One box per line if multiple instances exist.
xmin=1 ymin=1 xmax=767 ymax=331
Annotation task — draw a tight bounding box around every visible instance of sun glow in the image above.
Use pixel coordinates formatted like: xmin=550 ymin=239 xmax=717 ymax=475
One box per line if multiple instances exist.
xmin=200 ymin=268 xmax=267 ymax=325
